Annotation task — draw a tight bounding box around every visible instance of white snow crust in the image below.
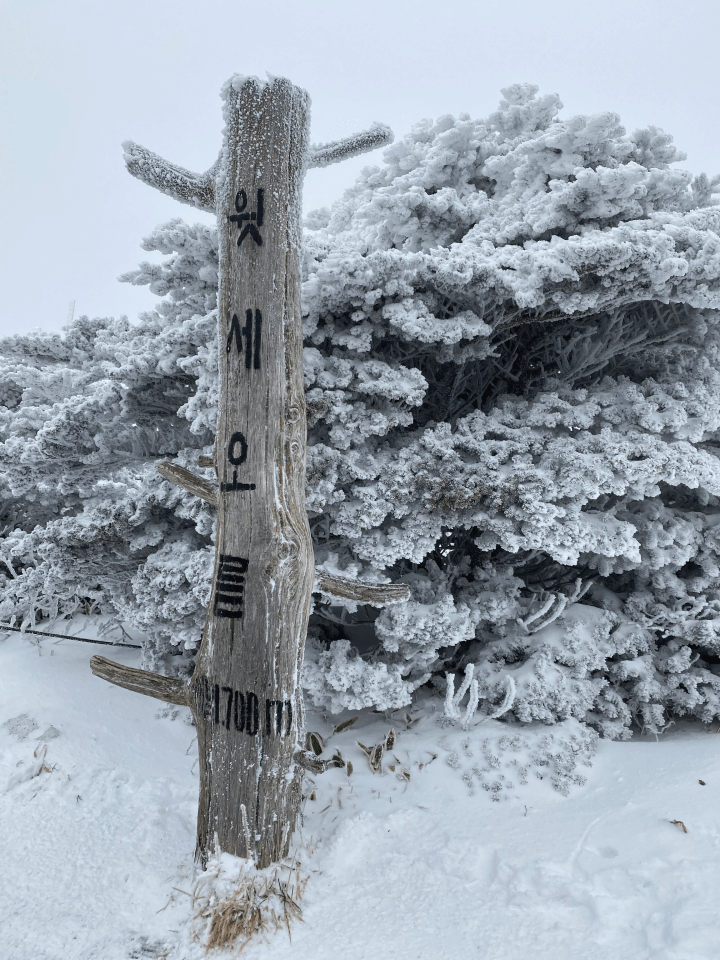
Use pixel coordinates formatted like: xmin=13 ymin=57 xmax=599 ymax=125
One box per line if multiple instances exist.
xmin=3 ymin=630 xmax=720 ymax=960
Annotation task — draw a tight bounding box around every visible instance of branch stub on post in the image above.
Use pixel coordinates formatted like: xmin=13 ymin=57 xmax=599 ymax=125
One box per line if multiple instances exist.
xmin=98 ymin=74 xmax=397 ymax=870
xmin=314 ymin=572 xmax=410 ymax=606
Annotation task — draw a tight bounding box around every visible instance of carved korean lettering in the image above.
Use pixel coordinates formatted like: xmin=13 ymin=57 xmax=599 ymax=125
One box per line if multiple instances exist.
xmin=228 ymin=188 xmax=264 ymax=246
xmin=226 ymin=309 xmax=262 ymax=369
xmin=228 ymin=432 xmax=247 ymax=465
xmin=213 ymin=554 xmax=248 ymax=619
xmin=220 ymin=432 xmax=256 ymax=493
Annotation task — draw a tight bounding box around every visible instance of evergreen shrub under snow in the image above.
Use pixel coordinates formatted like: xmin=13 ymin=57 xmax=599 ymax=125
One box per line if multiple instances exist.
xmin=3 ymin=84 xmax=720 ymax=740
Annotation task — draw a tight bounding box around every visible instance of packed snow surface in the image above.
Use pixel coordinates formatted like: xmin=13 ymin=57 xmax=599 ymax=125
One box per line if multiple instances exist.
xmin=2 ymin=629 xmax=720 ymax=960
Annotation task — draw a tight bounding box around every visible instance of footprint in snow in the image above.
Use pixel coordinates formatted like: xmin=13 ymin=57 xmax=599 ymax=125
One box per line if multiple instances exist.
xmin=599 ymin=846 xmax=619 ymax=858
xmin=37 ymin=726 xmax=61 ymax=742
xmin=2 ymin=714 xmax=38 ymax=740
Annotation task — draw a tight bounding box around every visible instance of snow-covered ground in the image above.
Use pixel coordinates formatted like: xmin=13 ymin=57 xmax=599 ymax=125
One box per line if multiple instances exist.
xmin=3 ymin=628 xmax=720 ymax=960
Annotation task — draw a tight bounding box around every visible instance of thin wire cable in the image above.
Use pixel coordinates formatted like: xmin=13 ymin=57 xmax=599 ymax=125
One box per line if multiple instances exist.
xmin=0 ymin=623 xmax=141 ymax=649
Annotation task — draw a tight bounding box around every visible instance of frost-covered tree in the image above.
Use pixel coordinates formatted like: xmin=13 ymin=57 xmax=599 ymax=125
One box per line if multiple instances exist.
xmin=4 ymin=83 xmax=720 ymax=739
xmin=0 ymin=233 xmax=219 ymax=665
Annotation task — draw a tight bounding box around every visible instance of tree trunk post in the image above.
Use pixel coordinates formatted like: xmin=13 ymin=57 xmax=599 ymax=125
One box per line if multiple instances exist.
xmin=90 ymin=74 xmax=401 ymax=870
xmin=192 ymin=76 xmax=313 ymax=867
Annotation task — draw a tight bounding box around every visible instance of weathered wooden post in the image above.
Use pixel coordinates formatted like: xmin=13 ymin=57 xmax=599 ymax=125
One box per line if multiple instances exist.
xmin=89 ymin=75 xmax=409 ymax=869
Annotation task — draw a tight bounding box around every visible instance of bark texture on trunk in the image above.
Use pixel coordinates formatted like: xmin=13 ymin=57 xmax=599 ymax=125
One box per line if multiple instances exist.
xmin=189 ymin=77 xmax=313 ymax=868
xmin=94 ymin=75 xmax=394 ymax=871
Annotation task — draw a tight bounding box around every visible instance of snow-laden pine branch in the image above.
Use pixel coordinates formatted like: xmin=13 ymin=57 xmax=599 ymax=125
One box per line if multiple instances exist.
xmin=5 ymin=83 xmax=720 ymax=738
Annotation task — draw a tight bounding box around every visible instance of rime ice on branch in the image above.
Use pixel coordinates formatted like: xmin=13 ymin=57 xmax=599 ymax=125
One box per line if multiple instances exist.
xmin=307 ymin=123 xmax=394 ymax=169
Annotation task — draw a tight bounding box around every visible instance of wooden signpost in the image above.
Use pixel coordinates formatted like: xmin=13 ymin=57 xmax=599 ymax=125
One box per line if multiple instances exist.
xmin=90 ymin=75 xmax=409 ymax=869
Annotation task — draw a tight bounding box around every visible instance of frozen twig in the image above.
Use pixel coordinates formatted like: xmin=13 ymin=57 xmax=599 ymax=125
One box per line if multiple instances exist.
xmin=444 ymin=664 xmax=475 ymax=720
xmin=121 ymin=140 xmax=218 ymax=211
xmin=0 ymin=553 xmax=18 ymax=580
xmin=476 ymin=676 xmax=516 ymax=725
xmin=307 ymin=123 xmax=393 ymax=169
xmin=518 ymin=593 xmax=556 ymax=632
xmin=517 ymin=579 xmax=592 ymax=634
xmin=462 ymin=679 xmax=479 ymax=731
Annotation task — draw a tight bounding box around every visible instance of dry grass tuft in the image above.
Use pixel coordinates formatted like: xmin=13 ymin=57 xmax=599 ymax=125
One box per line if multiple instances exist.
xmin=193 ymin=853 xmax=308 ymax=954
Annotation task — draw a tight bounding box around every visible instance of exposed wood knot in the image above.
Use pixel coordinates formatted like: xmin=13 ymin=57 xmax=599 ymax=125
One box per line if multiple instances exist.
xmin=90 ymin=655 xmax=189 ymax=706
xmin=286 ymin=406 xmax=301 ymax=423
xmin=314 ymin=573 xmax=411 ymax=607
xmin=157 ymin=462 xmax=219 ymax=505
xmin=278 ymin=541 xmax=299 ymax=562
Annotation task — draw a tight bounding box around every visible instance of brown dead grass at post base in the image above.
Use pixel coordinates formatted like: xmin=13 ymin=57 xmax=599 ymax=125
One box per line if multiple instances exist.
xmin=194 ymin=858 xmax=308 ymax=954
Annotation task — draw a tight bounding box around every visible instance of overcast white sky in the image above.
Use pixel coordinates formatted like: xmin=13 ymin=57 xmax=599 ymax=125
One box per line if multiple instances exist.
xmin=2 ymin=0 xmax=719 ymax=338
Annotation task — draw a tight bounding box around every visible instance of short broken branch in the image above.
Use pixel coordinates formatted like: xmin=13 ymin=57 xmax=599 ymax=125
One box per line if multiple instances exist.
xmin=90 ymin=655 xmax=189 ymax=706
xmin=122 ymin=140 xmax=217 ymax=211
xmin=307 ymin=123 xmax=393 ymax=169
xmin=314 ymin=572 xmax=410 ymax=606
xmin=158 ymin=462 xmax=219 ymax=505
